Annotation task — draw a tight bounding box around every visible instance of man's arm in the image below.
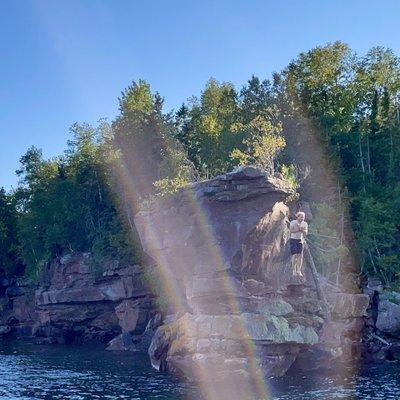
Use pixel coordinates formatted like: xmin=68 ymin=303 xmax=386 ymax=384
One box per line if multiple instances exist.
xmin=301 ymin=223 xmax=308 ymax=236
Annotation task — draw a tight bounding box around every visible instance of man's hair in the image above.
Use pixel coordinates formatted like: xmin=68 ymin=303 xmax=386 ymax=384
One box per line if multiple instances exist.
xmin=296 ymin=211 xmax=305 ymax=218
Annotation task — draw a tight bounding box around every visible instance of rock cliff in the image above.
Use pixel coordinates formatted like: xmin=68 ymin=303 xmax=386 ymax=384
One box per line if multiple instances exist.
xmin=0 ymin=165 xmax=377 ymax=393
xmin=134 ymin=166 xmax=369 ymax=385
xmin=0 ymin=254 xmax=158 ymax=350
xmin=362 ymin=279 xmax=400 ymax=362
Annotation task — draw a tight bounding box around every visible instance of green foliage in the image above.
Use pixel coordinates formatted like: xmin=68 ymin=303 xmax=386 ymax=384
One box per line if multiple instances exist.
xmin=153 ymin=177 xmax=188 ymax=197
xmin=229 ymin=113 xmax=285 ymax=173
xmin=385 ymin=293 xmax=400 ymax=305
xmin=113 ymin=80 xmax=195 ymax=201
xmin=0 ymin=189 xmax=21 ymax=276
xmin=353 ymin=193 xmax=400 ymax=284
xmin=283 ymin=41 xmax=400 ymax=284
xmin=2 ymin=44 xmax=400 ymax=289
xmin=15 ymin=123 xmax=140 ymax=280
xmin=308 ymin=203 xmax=349 ymax=281
xmin=119 ymin=79 xmax=160 ymax=115
xmin=280 ymin=164 xmax=299 ymax=189
xmin=176 ymin=77 xmax=284 ymax=177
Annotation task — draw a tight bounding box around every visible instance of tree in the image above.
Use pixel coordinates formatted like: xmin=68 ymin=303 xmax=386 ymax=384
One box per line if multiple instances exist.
xmin=15 ymin=123 xmax=140 ymax=279
xmin=175 ymin=77 xmax=285 ymax=177
xmin=230 ymin=112 xmax=285 ymax=174
xmin=119 ymin=80 xmax=157 ymax=115
xmin=0 ymin=189 xmax=21 ymax=276
xmin=113 ymin=80 xmax=194 ymax=200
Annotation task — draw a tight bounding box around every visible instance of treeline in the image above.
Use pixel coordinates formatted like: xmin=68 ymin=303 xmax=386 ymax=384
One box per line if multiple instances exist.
xmin=283 ymin=43 xmax=400 ymax=285
xmin=1 ymin=41 xmax=400 ymax=287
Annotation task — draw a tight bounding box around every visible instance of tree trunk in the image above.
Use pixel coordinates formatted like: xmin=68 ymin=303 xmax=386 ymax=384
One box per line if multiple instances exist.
xmin=366 ymin=134 xmax=371 ymax=175
xmin=358 ymin=132 xmax=366 ymax=193
xmin=336 ymin=184 xmax=344 ymax=286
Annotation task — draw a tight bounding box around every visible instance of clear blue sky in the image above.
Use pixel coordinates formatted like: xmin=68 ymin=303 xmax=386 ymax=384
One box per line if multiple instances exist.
xmin=1 ymin=0 xmax=400 ymax=189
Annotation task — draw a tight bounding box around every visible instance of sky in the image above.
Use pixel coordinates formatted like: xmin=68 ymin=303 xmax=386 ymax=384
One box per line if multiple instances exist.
xmin=1 ymin=0 xmax=400 ymax=189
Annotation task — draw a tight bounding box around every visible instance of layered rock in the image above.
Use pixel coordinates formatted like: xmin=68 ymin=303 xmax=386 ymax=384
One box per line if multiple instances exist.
xmin=135 ymin=166 xmax=369 ymax=387
xmin=375 ymin=291 xmax=400 ymax=335
xmin=33 ymin=253 xmax=157 ymax=346
xmin=0 ymin=253 xmax=158 ymax=347
xmin=0 ymin=277 xmax=37 ymax=338
xmin=293 ymin=279 xmax=369 ymax=369
xmin=361 ymin=281 xmax=400 ymax=361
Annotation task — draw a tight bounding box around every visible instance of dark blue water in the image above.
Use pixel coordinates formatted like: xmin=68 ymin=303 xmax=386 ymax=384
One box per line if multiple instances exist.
xmin=0 ymin=340 xmax=197 ymax=400
xmin=271 ymin=363 xmax=400 ymax=400
xmin=0 ymin=340 xmax=399 ymax=399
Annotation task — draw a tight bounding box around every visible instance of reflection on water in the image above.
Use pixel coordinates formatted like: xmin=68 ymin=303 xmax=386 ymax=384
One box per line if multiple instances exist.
xmin=0 ymin=339 xmax=399 ymax=399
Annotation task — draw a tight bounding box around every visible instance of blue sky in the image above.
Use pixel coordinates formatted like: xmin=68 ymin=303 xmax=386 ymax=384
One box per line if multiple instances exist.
xmin=1 ymin=0 xmax=400 ymax=189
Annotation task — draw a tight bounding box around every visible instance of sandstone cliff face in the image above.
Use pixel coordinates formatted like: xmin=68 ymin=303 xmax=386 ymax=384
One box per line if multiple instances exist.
xmin=134 ymin=166 xmax=369 ymax=383
xmin=0 ymin=277 xmax=37 ymax=337
xmin=0 ymin=254 xmax=158 ymax=349
xmin=34 ymin=254 xmax=157 ymax=347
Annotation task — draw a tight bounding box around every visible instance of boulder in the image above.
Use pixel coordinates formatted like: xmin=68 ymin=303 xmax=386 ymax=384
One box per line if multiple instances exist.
xmin=115 ymin=300 xmax=140 ymax=332
xmin=165 ymin=313 xmax=319 ymax=345
xmin=326 ymin=292 xmax=370 ymax=318
xmin=12 ymin=294 xmax=37 ymax=323
xmin=90 ymin=311 xmax=119 ymax=331
xmin=106 ymin=332 xmax=136 ymax=351
xmin=376 ymin=299 xmax=400 ymax=336
xmin=149 ymin=324 xmax=172 ymax=371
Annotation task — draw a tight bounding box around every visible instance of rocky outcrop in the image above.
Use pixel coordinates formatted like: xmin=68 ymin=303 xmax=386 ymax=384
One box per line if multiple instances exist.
xmin=134 ymin=166 xmax=369 ymax=385
xmin=0 ymin=253 xmax=158 ymax=348
xmin=375 ymin=291 xmax=400 ymax=335
xmin=293 ymin=278 xmax=369 ymax=369
xmin=0 ymin=277 xmax=37 ymax=338
xmin=32 ymin=253 xmax=157 ymax=346
xmin=362 ymin=280 xmax=400 ymax=361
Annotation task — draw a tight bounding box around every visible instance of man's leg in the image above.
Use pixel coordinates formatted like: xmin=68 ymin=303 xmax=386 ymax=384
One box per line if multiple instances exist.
xmin=298 ymin=251 xmax=304 ymax=276
xmin=291 ymin=255 xmax=296 ymax=275
xmin=293 ymin=253 xmax=300 ymax=275
xmin=295 ymin=253 xmax=301 ymax=275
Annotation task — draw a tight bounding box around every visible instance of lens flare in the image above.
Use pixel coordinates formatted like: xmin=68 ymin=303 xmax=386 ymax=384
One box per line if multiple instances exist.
xmin=110 ymin=112 xmax=364 ymax=399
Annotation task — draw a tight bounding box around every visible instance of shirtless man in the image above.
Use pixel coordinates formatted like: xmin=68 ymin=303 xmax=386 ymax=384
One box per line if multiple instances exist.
xmin=289 ymin=212 xmax=308 ymax=276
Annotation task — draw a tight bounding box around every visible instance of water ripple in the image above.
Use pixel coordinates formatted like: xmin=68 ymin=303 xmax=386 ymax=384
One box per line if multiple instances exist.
xmin=0 ymin=340 xmax=399 ymax=399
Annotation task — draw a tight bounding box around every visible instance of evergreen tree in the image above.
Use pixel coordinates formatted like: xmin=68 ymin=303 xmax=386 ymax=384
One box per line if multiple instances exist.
xmin=0 ymin=189 xmax=21 ymax=276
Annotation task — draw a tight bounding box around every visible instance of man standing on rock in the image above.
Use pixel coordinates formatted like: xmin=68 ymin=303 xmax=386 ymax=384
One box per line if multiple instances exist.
xmin=289 ymin=212 xmax=308 ymax=276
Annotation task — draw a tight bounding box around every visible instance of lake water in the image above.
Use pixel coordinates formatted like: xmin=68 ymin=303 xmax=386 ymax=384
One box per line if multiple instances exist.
xmin=0 ymin=340 xmax=399 ymax=400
